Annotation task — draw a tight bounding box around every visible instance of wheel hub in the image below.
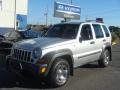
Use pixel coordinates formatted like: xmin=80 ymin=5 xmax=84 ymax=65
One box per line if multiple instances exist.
xmin=56 ymin=65 xmax=68 ymax=84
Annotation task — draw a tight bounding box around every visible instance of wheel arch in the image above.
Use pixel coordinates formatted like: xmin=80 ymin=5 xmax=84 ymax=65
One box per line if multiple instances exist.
xmin=54 ymin=55 xmax=74 ymax=76
xmin=102 ymin=44 xmax=112 ymax=61
xmin=41 ymin=49 xmax=74 ymax=76
xmin=105 ymin=46 xmax=112 ymax=61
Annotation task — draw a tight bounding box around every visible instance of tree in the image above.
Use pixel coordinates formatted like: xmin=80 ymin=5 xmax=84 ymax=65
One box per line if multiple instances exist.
xmin=109 ymin=26 xmax=120 ymax=40
xmin=109 ymin=26 xmax=120 ymax=32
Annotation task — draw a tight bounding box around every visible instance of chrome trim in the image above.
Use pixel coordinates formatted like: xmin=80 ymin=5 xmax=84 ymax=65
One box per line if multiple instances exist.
xmin=12 ymin=48 xmax=33 ymax=63
xmin=78 ymin=51 xmax=101 ymax=59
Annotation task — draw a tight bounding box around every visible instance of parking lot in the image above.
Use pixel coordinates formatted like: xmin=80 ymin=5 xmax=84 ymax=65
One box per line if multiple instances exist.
xmin=0 ymin=41 xmax=120 ymax=90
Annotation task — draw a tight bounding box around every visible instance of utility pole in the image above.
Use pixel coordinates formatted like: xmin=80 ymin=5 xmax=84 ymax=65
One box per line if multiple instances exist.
xmin=71 ymin=0 xmax=72 ymax=4
xmin=44 ymin=7 xmax=48 ymax=26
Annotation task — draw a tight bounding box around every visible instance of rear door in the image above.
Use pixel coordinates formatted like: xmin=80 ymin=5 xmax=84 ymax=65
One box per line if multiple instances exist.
xmin=92 ymin=24 xmax=105 ymax=56
xmin=102 ymin=25 xmax=111 ymax=44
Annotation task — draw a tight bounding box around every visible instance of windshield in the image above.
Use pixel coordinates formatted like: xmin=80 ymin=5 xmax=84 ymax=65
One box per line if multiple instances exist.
xmin=44 ymin=24 xmax=79 ymax=39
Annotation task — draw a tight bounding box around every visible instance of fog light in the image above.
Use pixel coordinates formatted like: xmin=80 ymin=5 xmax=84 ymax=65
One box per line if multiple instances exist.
xmin=37 ymin=64 xmax=48 ymax=74
xmin=41 ymin=67 xmax=46 ymax=73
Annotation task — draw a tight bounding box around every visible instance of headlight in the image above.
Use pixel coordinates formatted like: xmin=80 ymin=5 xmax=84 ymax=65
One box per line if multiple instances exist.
xmin=32 ymin=47 xmax=42 ymax=59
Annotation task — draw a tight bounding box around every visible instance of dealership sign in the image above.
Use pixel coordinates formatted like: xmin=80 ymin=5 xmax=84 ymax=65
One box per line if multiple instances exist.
xmin=17 ymin=14 xmax=27 ymax=30
xmin=54 ymin=2 xmax=81 ymax=20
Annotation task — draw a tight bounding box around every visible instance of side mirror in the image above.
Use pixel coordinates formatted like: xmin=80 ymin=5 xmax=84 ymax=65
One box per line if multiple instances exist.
xmin=79 ymin=36 xmax=82 ymax=43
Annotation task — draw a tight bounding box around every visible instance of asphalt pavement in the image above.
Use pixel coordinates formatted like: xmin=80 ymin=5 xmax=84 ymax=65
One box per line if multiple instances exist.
xmin=0 ymin=41 xmax=120 ymax=90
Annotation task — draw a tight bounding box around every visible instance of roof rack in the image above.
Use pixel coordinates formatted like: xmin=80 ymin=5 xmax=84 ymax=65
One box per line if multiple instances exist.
xmin=86 ymin=18 xmax=104 ymax=23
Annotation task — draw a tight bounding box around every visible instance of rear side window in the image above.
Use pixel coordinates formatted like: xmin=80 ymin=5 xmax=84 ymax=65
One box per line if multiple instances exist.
xmin=93 ymin=24 xmax=104 ymax=38
xmin=102 ymin=25 xmax=110 ymax=37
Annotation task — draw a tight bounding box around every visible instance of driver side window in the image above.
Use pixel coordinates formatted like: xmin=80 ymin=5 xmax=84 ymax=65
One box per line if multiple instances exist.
xmin=81 ymin=24 xmax=93 ymax=41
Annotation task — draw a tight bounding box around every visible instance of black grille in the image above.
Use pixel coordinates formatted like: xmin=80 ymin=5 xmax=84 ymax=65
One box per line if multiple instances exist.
xmin=12 ymin=49 xmax=32 ymax=62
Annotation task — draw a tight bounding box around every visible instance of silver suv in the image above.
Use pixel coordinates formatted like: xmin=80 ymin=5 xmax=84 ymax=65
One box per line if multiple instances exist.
xmin=7 ymin=22 xmax=112 ymax=87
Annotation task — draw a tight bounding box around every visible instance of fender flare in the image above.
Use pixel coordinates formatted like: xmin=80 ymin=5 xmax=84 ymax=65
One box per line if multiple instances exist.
xmin=40 ymin=49 xmax=74 ymax=76
xmin=101 ymin=43 xmax=112 ymax=61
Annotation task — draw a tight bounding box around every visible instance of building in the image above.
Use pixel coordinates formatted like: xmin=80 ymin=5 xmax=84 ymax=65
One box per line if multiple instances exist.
xmin=0 ymin=0 xmax=28 ymax=34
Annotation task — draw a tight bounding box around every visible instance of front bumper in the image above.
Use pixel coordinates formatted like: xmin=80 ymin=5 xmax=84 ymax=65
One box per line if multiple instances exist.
xmin=6 ymin=56 xmax=48 ymax=77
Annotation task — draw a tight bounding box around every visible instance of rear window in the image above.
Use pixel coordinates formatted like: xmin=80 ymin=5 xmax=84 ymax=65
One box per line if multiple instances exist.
xmin=93 ymin=24 xmax=104 ymax=38
xmin=102 ymin=25 xmax=110 ymax=37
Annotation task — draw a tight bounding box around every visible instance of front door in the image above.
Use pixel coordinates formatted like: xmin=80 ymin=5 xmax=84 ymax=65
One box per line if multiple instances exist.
xmin=74 ymin=24 xmax=96 ymax=67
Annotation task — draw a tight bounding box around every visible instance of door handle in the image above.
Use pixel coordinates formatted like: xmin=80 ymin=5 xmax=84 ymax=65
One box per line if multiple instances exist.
xmin=90 ymin=41 xmax=95 ymax=44
xmin=103 ymin=39 xmax=106 ymax=42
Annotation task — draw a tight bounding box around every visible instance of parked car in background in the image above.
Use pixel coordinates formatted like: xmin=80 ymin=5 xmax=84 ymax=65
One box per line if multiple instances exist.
xmin=0 ymin=35 xmax=5 ymax=42
xmin=0 ymin=30 xmax=41 ymax=55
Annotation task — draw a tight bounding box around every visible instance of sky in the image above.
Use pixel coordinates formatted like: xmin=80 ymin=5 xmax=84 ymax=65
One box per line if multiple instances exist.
xmin=27 ymin=0 xmax=120 ymax=26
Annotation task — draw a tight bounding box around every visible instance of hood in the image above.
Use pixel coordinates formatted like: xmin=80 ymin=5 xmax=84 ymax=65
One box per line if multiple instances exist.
xmin=14 ymin=37 xmax=71 ymax=50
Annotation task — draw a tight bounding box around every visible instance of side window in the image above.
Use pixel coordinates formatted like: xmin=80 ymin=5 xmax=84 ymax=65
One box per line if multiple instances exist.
xmin=102 ymin=25 xmax=110 ymax=37
xmin=93 ymin=24 xmax=104 ymax=38
xmin=81 ymin=24 xmax=93 ymax=41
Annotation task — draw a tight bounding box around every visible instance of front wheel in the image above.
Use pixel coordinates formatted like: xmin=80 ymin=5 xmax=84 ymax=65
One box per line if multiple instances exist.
xmin=48 ymin=58 xmax=70 ymax=87
xmin=98 ymin=49 xmax=110 ymax=67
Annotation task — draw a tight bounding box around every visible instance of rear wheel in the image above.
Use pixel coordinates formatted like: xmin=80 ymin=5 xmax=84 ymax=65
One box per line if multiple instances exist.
xmin=98 ymin=49 xmax=110 ymax=67
xmin=48 ymin=58 xmax=70 ymax=87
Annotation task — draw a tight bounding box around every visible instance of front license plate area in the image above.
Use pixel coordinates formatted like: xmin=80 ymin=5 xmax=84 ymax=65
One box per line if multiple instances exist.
xmin=10 ymin=61 xmax=22 ymax=70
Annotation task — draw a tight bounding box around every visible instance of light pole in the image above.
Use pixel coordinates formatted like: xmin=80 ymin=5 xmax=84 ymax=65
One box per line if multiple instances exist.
xmin=44 ymin=7 xmax=48 ymax=26
xmin=0 ymin=0 xmax=2 ymax=10
xmin=71 ymin=0 xmax=72 ymax=4
xmin=14 ymin=0 xmax=16 ymax=31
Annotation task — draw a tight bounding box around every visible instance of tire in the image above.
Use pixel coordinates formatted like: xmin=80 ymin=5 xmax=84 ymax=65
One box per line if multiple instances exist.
xmin=48 ymin=58 xmax=70 ymax=87
xmin=98 ymin=49 xmax=110 ymax=67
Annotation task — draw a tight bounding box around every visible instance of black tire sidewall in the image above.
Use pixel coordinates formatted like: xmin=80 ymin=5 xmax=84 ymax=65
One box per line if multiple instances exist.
xmin=99 ymin=49 xmax=110 ymax=67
